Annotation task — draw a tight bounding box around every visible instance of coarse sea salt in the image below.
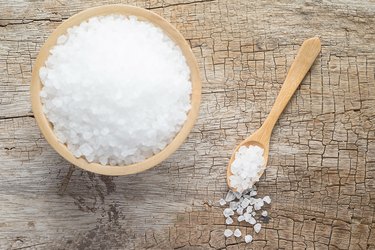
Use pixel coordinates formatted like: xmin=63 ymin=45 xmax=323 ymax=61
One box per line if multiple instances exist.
xmin=225 ymin=191 xmax=236 ymax=202
xmin=224 ymin=229 xmax=233 ymax=237
xmin=243 ymin=213 xmax=252 ymax=222
xmin=226 ymin=217 xmax=234 ymax=225
xmin=254 ymin=199 xmax=264 ymax=211
xmin=254 ymin=223 xmax=262 ymax=233
xmin=240 ymin=198 xmax=250 ymax=208
xmin=229 ymin=145 xmax=265 ymax=192
xmin=219 ymin=198 xmax=226 ymax=206
xmin=237 ymin=215 xmax=245 ymax=222
xmin=219 ymin=187 xmax=272 ymax=244
xmin=247 ymin=216 xmax=256 ymax=225
xmin=236 ymin=207 xmax=244 ymax=215
xmin=230 ymin=201 xmax=239 ymax=210
xmin=263 ymin=196 xmax=272 ymax=204
xmin=223 ymin=208 xmax=234 ymax=217
xmin=246 ymin=206 xmax=253 ymax=213
xmin=233 ymin=229 xmax=241 ymax=237
xmin=244 ymin=235 xmax=253 ymax=243
xmin=39 ymin=15 xmax=192 ymax=165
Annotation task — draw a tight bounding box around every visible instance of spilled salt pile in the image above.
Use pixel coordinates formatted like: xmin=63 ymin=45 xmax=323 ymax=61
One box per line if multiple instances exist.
xmin=229 ymin=145 xmax=265 ymax=192
xmin=220 ymin=144 xmax=271 ymax=244
xmin=39 ymin=15 xmax=192 ymax=165
xmin=220 ymin=187 xmax=272 ymax=244
xmin=219 ymin=146 xmax=271 ymax=243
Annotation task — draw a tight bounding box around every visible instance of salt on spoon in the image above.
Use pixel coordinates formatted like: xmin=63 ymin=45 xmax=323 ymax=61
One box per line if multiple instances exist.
xmin=227 ymin=37 xmax=321 ymax=191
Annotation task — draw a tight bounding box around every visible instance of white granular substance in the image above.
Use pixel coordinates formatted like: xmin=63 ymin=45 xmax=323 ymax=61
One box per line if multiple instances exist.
xmin=254 ymin=223 xmax=261 ymax=233
xmin=244 ymin=235 xmax=253 ymax=243
xmin=233 ymin=229 xmax=241 ymax=237
xmin=219 ymin=198 xmax=226 ymax=206
xmin=223 ymin=208 xmax=234 ymax=217
xmin=237 ymin=215 xmax=244 ymax=222
xmin=225 ymin=217 xmax=233 ymax=225
xmin=263 ymin=196 xmax=272 ymax=204
xmin=236 ymin=207 xmax=243 ymax=215
xmin=40 ymin=15 xmax=192 ymax=165
xmin=229 ymin=145 xmax=265 ymax=193
xmin=224 ymin=229 xmax=233 ymax=237
xmin=219 ymin=188 xmax=272 ymax=244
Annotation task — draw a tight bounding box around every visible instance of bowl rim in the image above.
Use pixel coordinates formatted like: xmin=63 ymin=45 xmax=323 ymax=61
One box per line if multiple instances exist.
xmin=30 ymin=4 xmax=201 ymax=176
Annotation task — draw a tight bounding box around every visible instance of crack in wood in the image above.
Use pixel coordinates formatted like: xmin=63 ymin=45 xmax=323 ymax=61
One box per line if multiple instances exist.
xmin=147 ymin=0 xmax=216 ymax=10
xmin=0 ymin=0 xmax=375 ymax=249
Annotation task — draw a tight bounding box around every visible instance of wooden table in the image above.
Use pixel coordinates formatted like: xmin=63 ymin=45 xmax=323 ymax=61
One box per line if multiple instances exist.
xmin=1 ymin=1 xmax=374 ymax=249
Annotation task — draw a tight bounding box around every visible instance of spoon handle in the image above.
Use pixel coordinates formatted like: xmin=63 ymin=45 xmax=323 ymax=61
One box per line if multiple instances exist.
xmin=259 ymin=37 xmax=321 ymax=139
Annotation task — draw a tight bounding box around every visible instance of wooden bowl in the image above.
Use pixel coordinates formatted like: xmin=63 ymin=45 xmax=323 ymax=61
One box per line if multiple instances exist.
xmin=30 ymin=5 xmax=201 ymax=176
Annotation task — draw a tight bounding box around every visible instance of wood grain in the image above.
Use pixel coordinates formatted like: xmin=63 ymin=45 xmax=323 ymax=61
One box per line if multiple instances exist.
xmin=0 ymin=0 xmax=375 ymax=249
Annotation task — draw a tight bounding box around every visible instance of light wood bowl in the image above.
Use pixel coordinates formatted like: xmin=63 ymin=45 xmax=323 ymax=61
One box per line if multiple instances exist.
xmin=30 ymin=5 xmax=201 ymax=176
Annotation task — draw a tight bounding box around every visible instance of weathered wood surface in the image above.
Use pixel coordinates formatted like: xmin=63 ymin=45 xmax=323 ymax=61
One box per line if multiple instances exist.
xmin=0 ymin=0 xmax=374 ymax=249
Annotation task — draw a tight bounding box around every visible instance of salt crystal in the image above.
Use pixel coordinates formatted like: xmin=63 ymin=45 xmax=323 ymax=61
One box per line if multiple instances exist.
xmin=226 ymin=217 xmax=233 ymax=225
xmin=254 ymin=201 xmax=263 ymax=211
xmin=228 ymin=145 xmax=264 ymax=193
xmin=57 ymin=34 xmax=68 ymax=45
xmin=233 ymin=229 xmax=241 ymax=237
xmin=254 ymin=223 xmax=261 ymax=233
xmin=79 ymin=143 xmax=93 ymax=156
xmin=262 ymin=211 xmax=268 ymax=217
xmin=99 ymin=156 xmax=108 ymax=165
xmin=244 ymin=213 xmax=252 ymax=222
xmin=230 ymin=201 xmax=239 ymax=210
xmin=248 ymin=217 xmax=256 ymax=225
xmin=101 ymin=127 xmax=109 ymax=136
xmin=40 ymin=15 xmax=192 ymax=165
xmin=249 ymin=198 xmax=256 ymax=205
xmin=219 ymin=199 xmax=226 ymax=206
xmin=39 ymin=67 xmax=48 ymax=81
xmin=234 ymin=192 xmax=242 ymax=199
xmin=241 ymin=198 xmax=250 ymax=208
xmin=245 ymin=235 xmax=253 ymax=243
xmin=250 ymin=190 xmax=257 ymax=196
xmin=244 ymin=213 xmax=256 ymax=225
xmin=223 ymin=208 xmax=234 ymax=217
xmin=263 ymin=196 xmax=271 ymax=204
xmin=246 ymin=206 xmax=253 ymax=214
xmin=252 ymin=212 xmax=256 ymax=216
xmin=238 ymin=215 xmax=245 ymax=222
xmin=224 ymin=229 xmax=233 ymax=237
xmin=86 ymin=153 xmax=94 ymax=162
xmin=225 ymin=191 xmax=236 ymax=202
xmin=236 ymin=207 xmax=244 ymax=215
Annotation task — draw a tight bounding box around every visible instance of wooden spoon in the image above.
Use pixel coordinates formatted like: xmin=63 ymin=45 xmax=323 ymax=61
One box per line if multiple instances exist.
xmin=227 ymin=37 xmax=321 ymax=190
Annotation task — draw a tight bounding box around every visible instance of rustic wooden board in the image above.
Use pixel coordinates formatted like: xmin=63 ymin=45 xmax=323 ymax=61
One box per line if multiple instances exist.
xmin=0 ymin=0 xmax=374 ymax=249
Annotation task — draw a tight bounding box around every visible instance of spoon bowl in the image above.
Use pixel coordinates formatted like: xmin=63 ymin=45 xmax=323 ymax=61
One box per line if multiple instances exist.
xmin=226 ymin=137 xmax=270 ymax=189
xmin=227 ymin=37 xmax=321 ymax=190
